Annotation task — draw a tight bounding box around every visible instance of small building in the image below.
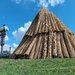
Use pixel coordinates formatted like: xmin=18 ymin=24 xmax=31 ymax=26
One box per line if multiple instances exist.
xmin=12 ymin=8 xmax=75 ymax=59
xmin=0 ymin=51 xmax=10 ymax=58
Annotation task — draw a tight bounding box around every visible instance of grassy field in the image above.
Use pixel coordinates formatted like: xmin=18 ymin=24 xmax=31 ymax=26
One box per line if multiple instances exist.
xmin=0 ymin=58 xmax=75 ymax=75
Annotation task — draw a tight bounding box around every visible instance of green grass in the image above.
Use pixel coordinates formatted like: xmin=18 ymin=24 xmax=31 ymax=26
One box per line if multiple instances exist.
xmin=0 ymin=58 xmax=75 ymax=75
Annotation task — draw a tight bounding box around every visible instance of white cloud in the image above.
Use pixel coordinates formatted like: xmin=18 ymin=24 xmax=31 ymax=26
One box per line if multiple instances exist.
xmin=3 ymin=44 xmax=10 ymax=51
xmin=0 ymin=35 xmax=9 ymax=42
xmin=0 ymin=43 xmax=18 ymax=54
xmin=16 ymin=0 xmax=22 ymax=4
xmin=4 ymin=26 xmax=9 ymax=41
xmin=13 ymin=43 xmax=18 ymax=48
xmin=32 ymin=0 xmax=35 ymax=3
xmin=5 ymin=26 xmax=9 ymax=31
xmin=4 ymin=44 xmax=15 ymax=53
xmin=48 ymin=0 xmax=65 ymax=7
xmin=11 ymin=0 xmax=65 ymax=7
xmin=11 ymin=0 xmax=22 ymax=4
xmin=11 ymin=0 xmax=33 ymax=4
xmin=5 ymin=35 xmax=9 ymax=41
xmin=12 ymin=21 xmax=32 ymax=40
xmin=0 ymin=44 xmax=15 ymax=53
xmin=38 ymin=0 xmax=65 ymax=7
xmin=38 ymin=0 xmax=48 ymax=8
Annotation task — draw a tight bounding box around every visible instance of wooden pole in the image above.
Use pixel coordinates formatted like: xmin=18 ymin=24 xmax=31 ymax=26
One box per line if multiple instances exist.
xmin=34 ymin=35 xmax=42 ymax=59
xmin=63 ymin=31 xmax=75 ymax=58
xmin=42 ymin=34 xmax=48 ymax=59
xmin=20 ymin=37 xmax=31 ymax=55
xmin=68 ymin=34 xmax=75 ymax=50
xmin=25 ymin=37 xmax=36 ymax=56
xmin=29 ymin=41 xmax=37 ymax=59
xmin=15 ymin=37 xmax=30 ymax=55
xmin=60 ymin=32 xmax=69 ymax=58
xmin=49 ymin=14 xmax=55 ymax=31
xmin=47 ymin=31 xmax=53 ymax=58
xmin=51 ymin=14 xmax=59 ymax=31
xmin=57 ymin=32 xmax=63 ymax=58
xmin=37 ymin=38 xmax=42 ymax=59
xmin=52 ymin=32 xmax=57 ymax=57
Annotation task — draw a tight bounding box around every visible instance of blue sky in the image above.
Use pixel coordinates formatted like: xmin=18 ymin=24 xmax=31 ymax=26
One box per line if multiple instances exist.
xmin=0 ymin=0 xmax=75 ymax=52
